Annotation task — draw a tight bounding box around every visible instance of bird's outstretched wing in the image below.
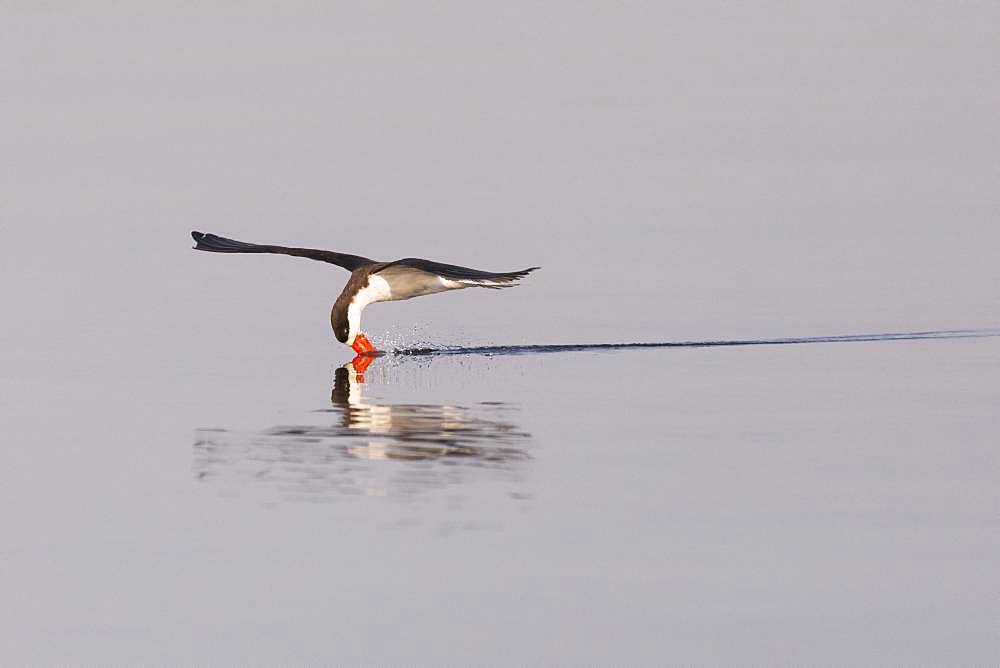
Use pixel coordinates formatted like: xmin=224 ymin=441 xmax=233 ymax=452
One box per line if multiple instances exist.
xmin=376 ymin=258 xmax=540 ymax=290
xmin=191 ymin=231 xmax=374 ymax=272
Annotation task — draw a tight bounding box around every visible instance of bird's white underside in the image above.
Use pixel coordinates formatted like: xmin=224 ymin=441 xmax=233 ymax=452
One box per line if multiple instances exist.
xmin=346 ymin=273 xmax=506 ymax=345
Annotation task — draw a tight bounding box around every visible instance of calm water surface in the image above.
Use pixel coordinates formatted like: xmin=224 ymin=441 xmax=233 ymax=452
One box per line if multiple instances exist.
xmin=4 ymin=336 xmax=998 ymax=664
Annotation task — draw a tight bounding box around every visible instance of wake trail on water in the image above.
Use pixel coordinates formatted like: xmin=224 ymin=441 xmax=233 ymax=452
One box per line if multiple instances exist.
xmin=391 ymin=328 xmax=1000 ymax=358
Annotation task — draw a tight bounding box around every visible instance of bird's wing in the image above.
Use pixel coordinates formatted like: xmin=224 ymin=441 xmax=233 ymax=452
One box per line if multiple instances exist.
xmin=374 ymin=258 xmax=539 ymax=299
xmin=191 ymin=231 xmax=374 ymax=271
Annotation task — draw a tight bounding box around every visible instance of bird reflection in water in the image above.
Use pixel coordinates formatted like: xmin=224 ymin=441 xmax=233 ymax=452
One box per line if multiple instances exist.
xmin=193 ymin=355 xmax=531 ymax=500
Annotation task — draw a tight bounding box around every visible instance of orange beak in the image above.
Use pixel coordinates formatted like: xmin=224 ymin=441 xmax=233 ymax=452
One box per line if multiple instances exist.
xmin=351 ymin=332 xmax=376 ymax=356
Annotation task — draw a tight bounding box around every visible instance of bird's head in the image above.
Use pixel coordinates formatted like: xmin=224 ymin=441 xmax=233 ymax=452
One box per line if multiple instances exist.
xmin=331 ymin=303 xmax=351 ymax=344
xmin=334 ymin=321 xmax=350 ymax=344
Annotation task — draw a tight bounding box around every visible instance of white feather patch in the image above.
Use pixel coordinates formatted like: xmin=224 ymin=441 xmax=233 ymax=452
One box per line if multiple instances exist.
xmin=438 ymin=277 xmax=506 ymax=288
xmin=358 ymin=275 xmax=393 ymax=306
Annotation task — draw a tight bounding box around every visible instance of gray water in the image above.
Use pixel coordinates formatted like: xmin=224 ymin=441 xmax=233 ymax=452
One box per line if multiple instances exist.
xmin=3 ymin=3 xmax=999 ymax=665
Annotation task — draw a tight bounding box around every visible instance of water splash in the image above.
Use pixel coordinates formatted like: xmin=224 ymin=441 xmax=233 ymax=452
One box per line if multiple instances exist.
xmin=376 ymin=322 xmax=483 ymax=352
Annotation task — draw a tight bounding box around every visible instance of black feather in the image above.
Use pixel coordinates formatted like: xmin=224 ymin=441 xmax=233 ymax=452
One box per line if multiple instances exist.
xmin=190 ymin=231 xmax=373 ymax=272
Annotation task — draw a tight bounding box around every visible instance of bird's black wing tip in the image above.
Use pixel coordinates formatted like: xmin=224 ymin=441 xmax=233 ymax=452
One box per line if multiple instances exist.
xmin=191 ymin=230 xmax=234 ymax=252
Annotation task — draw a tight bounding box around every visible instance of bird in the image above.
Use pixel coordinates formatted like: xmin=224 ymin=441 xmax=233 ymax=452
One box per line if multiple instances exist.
xmin=191 ymin=231 xmax=539 ymax=356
